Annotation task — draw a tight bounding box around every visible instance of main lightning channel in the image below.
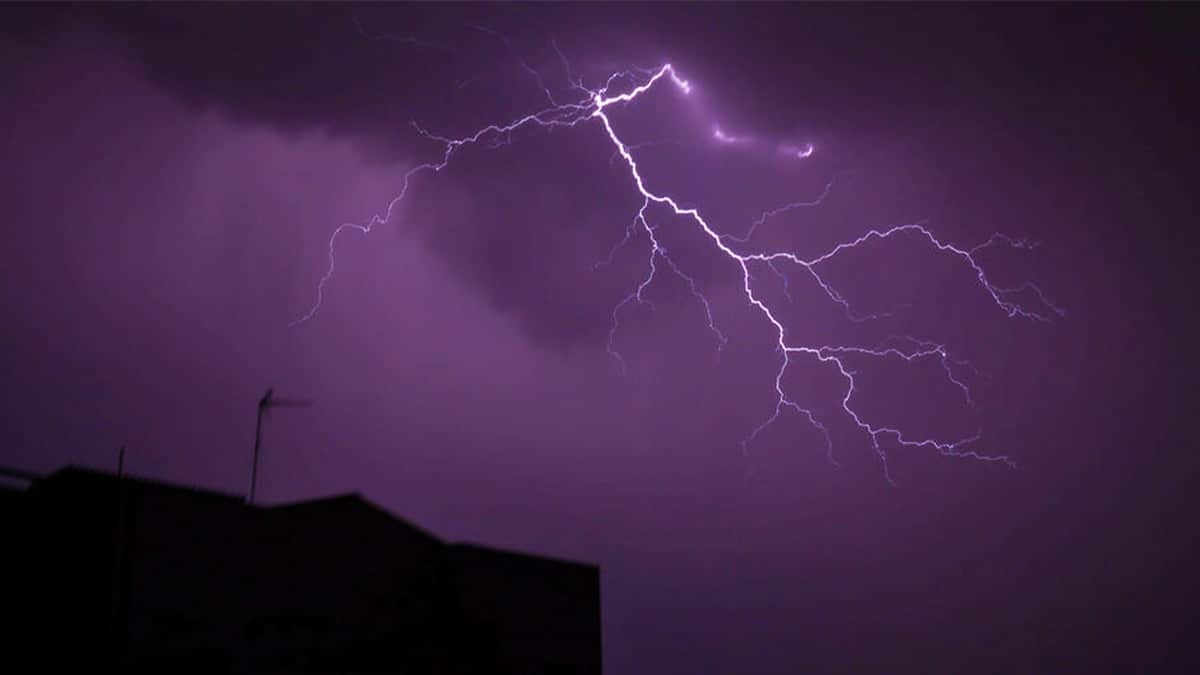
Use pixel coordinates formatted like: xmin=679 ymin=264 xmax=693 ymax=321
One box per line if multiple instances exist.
xmin=295 ymin=61 xmax=1062 ymax=481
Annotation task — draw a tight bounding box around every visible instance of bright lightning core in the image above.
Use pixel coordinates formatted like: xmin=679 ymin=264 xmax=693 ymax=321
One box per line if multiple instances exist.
xmin=295 ymin=55 xmax=1062 ymax=484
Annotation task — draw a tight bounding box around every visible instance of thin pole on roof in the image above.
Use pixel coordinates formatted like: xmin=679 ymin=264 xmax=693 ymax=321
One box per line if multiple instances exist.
xmin=110 ymin=445 xmax=126 ymax=662
xmin=249 ymin=388 xmax=312 ymax=505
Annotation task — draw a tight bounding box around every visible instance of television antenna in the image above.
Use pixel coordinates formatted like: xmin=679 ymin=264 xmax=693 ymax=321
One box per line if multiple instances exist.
xmin=249 ymin=388 xmax=312 ymax=505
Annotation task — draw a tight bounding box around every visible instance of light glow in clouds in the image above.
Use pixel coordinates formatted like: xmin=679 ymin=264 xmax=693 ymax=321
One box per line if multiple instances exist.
xmin=294 ymin=57 xmax=1062 ymax=483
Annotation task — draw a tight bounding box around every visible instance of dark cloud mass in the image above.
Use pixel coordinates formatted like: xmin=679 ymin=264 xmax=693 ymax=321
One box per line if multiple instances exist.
xmin=2 ymin=3 xmax=1199 ymax=673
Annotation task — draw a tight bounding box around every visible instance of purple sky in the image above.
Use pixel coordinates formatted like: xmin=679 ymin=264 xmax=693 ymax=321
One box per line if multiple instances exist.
xmin=2 ymin=3 xmax=1197 ymax=672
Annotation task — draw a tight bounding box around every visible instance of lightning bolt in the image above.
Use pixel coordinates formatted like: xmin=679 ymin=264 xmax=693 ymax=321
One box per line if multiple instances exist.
xmin=294 ymin=48 xmax=1062 ymax=482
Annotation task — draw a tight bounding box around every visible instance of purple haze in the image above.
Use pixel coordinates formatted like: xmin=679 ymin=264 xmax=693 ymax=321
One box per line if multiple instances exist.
xmin=2 ymin=4 xmax=1197 ymax=672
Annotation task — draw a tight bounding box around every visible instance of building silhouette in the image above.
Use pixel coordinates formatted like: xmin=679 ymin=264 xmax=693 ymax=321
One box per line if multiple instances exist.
xmin=2 ymin=466 xmax=601 ymax=674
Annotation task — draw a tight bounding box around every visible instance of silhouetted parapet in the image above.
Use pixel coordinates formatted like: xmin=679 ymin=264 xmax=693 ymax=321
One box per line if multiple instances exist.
xmin=3 ymin=465 xmax=601 ymax=674
xmin=450 ymin=543 xmax=603 ymax=675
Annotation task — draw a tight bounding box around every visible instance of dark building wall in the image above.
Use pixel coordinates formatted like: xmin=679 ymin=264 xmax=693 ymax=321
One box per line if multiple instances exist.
xmin=22 ymin=468 xmax=251 ymax=670
xmin=1 ymin=483 xmax=37 ymax=662
xmin=450 ymin=543 xmax=603 ymax=675
xmin=229 ymin=498 xmax=454 ymax=673
xmin=6 ymin=467 xmax=600 ymax=674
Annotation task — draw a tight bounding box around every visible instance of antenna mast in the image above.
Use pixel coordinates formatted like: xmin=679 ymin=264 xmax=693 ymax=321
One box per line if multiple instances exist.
xmin=249 ymin=388 xmax=311 ymax=505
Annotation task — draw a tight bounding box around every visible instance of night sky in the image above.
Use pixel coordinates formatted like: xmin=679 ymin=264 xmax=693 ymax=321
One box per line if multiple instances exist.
xmin=2 ymin=3 xmax=1198 ymax=672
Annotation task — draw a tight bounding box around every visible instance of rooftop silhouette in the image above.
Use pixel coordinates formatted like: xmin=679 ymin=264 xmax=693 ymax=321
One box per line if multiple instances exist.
xmin=3 ymin=466 xmax=601 ymax=674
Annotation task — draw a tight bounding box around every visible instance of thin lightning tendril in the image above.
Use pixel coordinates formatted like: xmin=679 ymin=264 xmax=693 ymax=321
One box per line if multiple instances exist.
xmin=294 ymin=51 xmax=1062 ymax=482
